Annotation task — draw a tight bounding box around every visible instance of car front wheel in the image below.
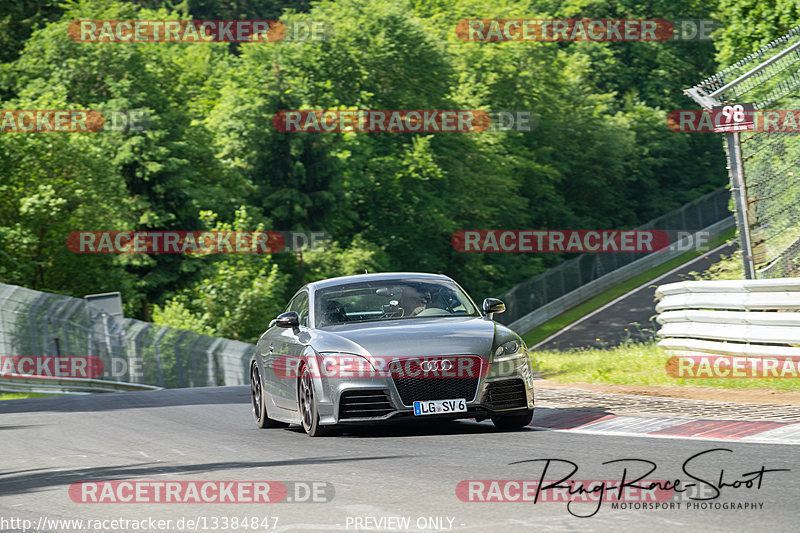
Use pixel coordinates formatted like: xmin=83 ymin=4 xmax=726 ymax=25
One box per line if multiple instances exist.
xmin=299 ymin=364 xmax=333 ymax=437
xmin=251 ymin=363 xmax=289 ymax=429
xmin=491 ymin=408 xmax=534 ymax=430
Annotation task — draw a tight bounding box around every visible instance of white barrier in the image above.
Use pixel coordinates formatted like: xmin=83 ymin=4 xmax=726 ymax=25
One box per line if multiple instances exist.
xmin=0 ymin=374 xmax=161 ymax=395
xmin=655 ymin=279 xmax=800 ymax=358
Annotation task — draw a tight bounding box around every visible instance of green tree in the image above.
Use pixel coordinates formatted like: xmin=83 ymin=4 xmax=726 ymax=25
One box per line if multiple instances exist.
xmin=715 ymin=0 xmax=800 ymax=66
xmin=3 ymin=0 xmax=249 ymax=315
xmin=151 ymin=207 xmax=290 ymax=342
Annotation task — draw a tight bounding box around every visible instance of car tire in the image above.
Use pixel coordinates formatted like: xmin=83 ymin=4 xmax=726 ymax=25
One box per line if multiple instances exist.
xmin=491 ymin=408 xmax=534 ymax=430
xmin=299 ymin=364 xmax=333 ymax=437
xmin=251 ymin=363 xmax=289 ymax=429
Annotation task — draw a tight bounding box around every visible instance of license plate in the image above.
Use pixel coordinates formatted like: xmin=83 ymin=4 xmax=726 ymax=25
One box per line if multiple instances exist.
xmin=413 ymin=398 xmax=467 ymax=416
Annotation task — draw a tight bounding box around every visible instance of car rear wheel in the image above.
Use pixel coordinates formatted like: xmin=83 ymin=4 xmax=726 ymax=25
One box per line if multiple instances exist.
xmin=251 ymin=363 xmax=289 ymax=429
xmin=491 ymin=408 xmax=534 ymax=430
xmin=299 ymin=364 xmax=332 ymax=437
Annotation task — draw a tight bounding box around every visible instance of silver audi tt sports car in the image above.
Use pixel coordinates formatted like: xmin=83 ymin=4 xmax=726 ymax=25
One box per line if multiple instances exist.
xmin=250 ymin=272 xmax=535 ymax=436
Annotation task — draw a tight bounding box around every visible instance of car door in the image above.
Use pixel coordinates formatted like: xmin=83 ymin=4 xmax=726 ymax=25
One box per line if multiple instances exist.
xmin=269 ymin=290 xmax=311 ymax=411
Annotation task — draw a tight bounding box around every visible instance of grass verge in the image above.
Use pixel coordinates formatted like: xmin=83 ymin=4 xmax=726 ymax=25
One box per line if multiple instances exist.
xmin=0 ymin=392 xmax=53 ymax=400
xmin=533 ymin=341 xmax=800 ymax=391
xmin=521 ymin=228 xmax=737 ymax=347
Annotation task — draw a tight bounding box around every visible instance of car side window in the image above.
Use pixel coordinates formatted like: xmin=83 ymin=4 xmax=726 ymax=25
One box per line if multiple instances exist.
xmin=286 ymin=291 xmax=309 ymax=327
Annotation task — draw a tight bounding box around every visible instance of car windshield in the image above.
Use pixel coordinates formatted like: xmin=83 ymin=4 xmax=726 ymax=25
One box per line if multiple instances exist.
xmin=314 ymin=278 xmax=480 ymax=327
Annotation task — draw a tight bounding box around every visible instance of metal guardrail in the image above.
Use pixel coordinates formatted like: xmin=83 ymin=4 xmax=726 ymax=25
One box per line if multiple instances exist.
xmin=0 ymin=374 xmax=162 ymax=395
xmin=0 ymin=282 xmax=257 ymax=391
xmin=508 ymin=216 xmax=735 ymax=334
xmin=500 ymin=187 xmax=734 ymax=328
xmin=655 ymin=279 xmax=800 ymax=358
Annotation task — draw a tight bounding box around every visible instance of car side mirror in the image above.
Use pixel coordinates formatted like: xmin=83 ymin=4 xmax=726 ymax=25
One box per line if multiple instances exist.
xmin=275 ymin=311 xmax=300 ymax=328
xmin=482 ymin=298 xmax=505 ymax=319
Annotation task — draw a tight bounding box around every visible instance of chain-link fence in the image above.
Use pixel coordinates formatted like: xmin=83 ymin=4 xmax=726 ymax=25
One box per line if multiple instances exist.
xmin=0 ymin=282 xmax=255 ymax=388
xmin=687 ymin=27 xmax=800 ymax=278
xmin=498 ymin=187 xmax=732 ymax=325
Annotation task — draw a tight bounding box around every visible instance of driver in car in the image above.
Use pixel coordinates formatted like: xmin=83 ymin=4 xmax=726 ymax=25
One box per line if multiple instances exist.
xmin=405 ymin=289 xmax=430 ymax=316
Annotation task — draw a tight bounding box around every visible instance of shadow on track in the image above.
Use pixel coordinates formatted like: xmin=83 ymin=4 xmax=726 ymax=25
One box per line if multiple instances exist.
xmin=0 ymin=386 xmax=249 ymax=414
xmin=290 ymin=418 xmax=536 ymax=439
xmin=0 ymin=455 xmax=404 ymax=496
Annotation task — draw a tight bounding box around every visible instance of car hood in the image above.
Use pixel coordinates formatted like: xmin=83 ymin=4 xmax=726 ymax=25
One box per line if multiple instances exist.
xmin=312 ymin=316 xmax=496 ymax=358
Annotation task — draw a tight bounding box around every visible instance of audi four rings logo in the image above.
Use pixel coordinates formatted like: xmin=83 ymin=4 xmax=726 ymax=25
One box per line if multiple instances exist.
xmin=420 ymin=359 xmax=455 ymax=372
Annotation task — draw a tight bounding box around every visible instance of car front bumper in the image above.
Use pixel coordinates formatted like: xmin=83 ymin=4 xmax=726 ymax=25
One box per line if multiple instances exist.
xmin=317 ymin=355 xmax=535 ymax=426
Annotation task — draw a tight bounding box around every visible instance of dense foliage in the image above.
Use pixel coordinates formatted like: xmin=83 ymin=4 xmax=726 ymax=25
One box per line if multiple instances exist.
xmin=2 ymin=0 xmax=769 ymax=342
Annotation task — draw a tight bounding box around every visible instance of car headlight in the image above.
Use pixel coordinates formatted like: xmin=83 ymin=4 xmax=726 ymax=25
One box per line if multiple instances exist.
xmin=314 ymin=352 xmax=379 ymax=377
xmin=493 ymin=340 xmax=526 ymax=362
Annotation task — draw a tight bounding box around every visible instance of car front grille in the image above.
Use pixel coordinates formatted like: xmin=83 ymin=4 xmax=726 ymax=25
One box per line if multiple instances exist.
xmin=483 ymin=379 xmax=528 ymax=410
xmin=338 ymin=389 xmax=394 ymax=419
xmin=392 ymin=377 xmax=480 ymax=406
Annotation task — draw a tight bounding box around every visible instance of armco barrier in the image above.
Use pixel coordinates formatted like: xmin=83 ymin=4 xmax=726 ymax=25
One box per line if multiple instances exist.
xmin=0 ymin=375 xmax=161 ymax=395
xmin=500 ymin=187 xmax=734 ymax=327
xmin=0 ymin=282 xmax=257 ymax=393
xmin=507 ymin=216 xmax=734 ymax=334
xmin=655 ymin=279 xmax=800 ymax=358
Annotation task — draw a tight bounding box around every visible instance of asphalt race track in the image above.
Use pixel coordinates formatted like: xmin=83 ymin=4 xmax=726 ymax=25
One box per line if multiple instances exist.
xmin=534 ymin=242 xmax=738 ymax=351
xmin=1 ymin=386 xmax=797 ymax=532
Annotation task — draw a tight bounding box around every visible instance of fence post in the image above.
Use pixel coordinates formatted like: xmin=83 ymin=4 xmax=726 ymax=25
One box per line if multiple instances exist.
xmin=129 ymin=322 xmax=151 ymax=384
xmin=206 ymin=337 xmax=222 ymax=386
xmin=153 ymin=327 xmax=168 ymax=388
xmin=60 ymin=299 xmax=84 ymax=356
xmin=173 ymin=330 xmax=189 ymax=388
xmin=27 ymin=295 xmax=49 ymax=356
xmin=724 ymin=131 xmax=757 ymax=279
xmin=186 ymin=335 xmax=205 ymax=387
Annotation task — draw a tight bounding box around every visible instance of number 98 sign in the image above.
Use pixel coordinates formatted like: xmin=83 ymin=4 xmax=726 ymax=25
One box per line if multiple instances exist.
xmin=711 ymin=103 xmax=755 ymax=132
